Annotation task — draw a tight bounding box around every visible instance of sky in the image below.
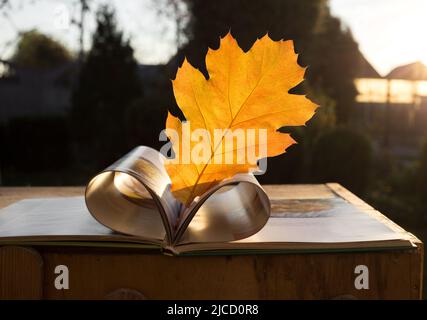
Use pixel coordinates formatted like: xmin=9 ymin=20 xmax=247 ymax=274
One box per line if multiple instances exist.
xmin=0 ymin=0 xmax=178 ymax=64
xmin=1 ymin=0 xmax=427 ymax=76
xmin=330 ymin=0 xmax=427 ymax=75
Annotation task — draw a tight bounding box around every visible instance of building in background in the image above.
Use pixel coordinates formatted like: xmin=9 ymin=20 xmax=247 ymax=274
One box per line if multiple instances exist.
xmin=355 ymin=60 xmax=427 ymax=162
xmin=3 ymin=52 xmax=427 ymax=163
xmin=0 ymin=59 xmax=165 ymax=123
xmin=0 ymin=59 xmax=75 ymax=122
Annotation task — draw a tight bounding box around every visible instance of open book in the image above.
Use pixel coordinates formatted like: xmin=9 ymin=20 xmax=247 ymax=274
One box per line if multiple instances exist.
xmin=85 ymin=146 xmax=271 ymax=249
xmin=0 ymin=147 xmax=417 ymax=255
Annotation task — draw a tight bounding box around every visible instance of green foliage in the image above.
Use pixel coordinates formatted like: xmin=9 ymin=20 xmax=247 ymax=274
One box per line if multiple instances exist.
xmin=365 ymin=140 xmax=427 ymax=299
xmin=11 ymin=30 xmax=72 ymax=69
xmin=368 ymin=165 xmax=419 ymax=224
xmin=311 ymin=128 xmax=373 ymax=194
xmin=71 ymin=5 xmax=142 ymax=170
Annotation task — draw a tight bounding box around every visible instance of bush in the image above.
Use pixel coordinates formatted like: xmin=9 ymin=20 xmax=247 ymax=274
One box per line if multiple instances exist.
xmin=415 ymin=139 xmax=427 ymax=210
xmin=311 ymin=127 xmax=372 ymax=195
xmin=124 ymin=97 xmax=168 ymax=151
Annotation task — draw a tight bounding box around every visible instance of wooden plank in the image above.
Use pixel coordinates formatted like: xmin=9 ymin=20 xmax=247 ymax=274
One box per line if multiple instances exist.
xmin=0 ymin=246 xmax=43 ymax=299
xmin=410 ymin=241 xmax=424 ymax=299
xmin=0 ymin=187 xmax=84 ymax=209
xmin=327 ymin=183 xmax=424 ymax=298
xmin=39 ymin=247 xmax=419 ymax=299
xmin=0 ymin=185 xmax=423 ymax=299
xmin=0 ymin=185 xmax=335 ymax=209
xmin=263 ymin=184 xmax=335 ymax=200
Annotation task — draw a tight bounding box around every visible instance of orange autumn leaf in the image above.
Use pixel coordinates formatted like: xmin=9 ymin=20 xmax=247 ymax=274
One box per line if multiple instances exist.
xmin=165 ymin=32 xmax=318 ymax=206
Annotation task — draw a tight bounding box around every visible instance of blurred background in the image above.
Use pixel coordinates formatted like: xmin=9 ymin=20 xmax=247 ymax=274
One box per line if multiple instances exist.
xmin=0 ymin=0 xmax=426 ymax=291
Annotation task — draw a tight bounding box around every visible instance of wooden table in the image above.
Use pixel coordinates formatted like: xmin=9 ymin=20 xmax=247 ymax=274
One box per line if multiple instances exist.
xmin=0 ymin=185 xmax=423 ymax=299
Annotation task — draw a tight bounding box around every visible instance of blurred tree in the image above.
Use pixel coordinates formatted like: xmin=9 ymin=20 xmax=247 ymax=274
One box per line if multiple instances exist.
xmin=177 ymin=0 xmax=322 ymax=75
xmin=1 ymin=116 xmax=71 ymax=185
xmin=162 ymin=0 xmax=360 ymax=183
xmin=307 ymin=15 xmax=359 ymax=124
xmin=11 ymin=30 xmax=72 ymax=69
xmin=0 ymin=0 xmax=9 ymax=10
xmin=162 ymin=0 xmax=359 ymax=125
xmin=71 ymin=5 xmax=142 ymax=171
xmin=153 ymin=0 xmax=189 ymax=50
xmin=311 ymin=127 xmax=372 ymax=194
xmin=258 ymin=128 xmax=306 ymax=184
xmin=71 ymin=0 xmax=91 ymax=62
xmin=416 ymin=140 xmax=427 ymax=205
xmin=124 ymin=95 xmax=168 ymax=151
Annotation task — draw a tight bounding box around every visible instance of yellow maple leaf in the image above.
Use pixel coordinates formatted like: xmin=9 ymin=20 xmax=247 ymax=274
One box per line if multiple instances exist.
xmin=165 ymin=32 xmax=318 ymax=206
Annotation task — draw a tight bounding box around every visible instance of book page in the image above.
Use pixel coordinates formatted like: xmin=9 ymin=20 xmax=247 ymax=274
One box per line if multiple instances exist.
xmin=175 ymin=174 xmax=270 ymax=245
xmin=238 ymin=197 xmax=410 ymax=243
xmin=174 ymin=196 xmax=413 ymax=253
xmin=86 ymin=146 xmax=181 ymax=243
xmin=0 ymin=196 xmax=163 ymax=244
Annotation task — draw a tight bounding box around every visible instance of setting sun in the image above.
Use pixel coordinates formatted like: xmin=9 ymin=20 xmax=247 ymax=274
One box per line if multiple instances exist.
xmin=332 ymin=0 xmax=427 ymax=76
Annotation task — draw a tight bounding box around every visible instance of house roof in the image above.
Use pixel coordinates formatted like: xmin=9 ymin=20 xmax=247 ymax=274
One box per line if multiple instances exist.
xmin=386 ymin=61 xmax=427 ymax=80
xmin=355 ymin=53 xmax=382 ymax=78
